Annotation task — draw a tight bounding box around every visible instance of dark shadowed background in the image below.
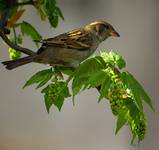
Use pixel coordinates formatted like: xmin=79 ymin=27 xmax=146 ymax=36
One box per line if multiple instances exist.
xmin=0 ymin=0 xmax=159 ymax=150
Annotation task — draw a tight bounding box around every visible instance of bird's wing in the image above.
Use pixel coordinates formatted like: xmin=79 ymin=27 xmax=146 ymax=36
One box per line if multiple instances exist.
xmin=37 ymin=28 xmax=93 ymax=54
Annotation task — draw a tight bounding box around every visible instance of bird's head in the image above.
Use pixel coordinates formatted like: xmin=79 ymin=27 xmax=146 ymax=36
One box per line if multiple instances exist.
xmin=85 ymin=20 xmax=120 ymax=42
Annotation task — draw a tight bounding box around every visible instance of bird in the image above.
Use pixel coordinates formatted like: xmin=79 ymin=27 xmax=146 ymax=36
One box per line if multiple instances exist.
xmin=2 ymin=20 xmax=120 ymax=70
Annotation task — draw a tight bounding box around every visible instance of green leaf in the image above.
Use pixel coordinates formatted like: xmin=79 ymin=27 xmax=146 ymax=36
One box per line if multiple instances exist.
xmin=8 ymin=36 xmax=22 ymax=60
xmin=43 ymin=0 xmax=64 ymax=27
xmin=48 ymin=12 xmax=58 ymax=27
xmin=56 ymin=7 xmax=64 ymax=20
xmin=87 ymin=69 xmax=108 ymax=87
xmin=72 ymin=77 xmax=88 ymax=95
xmin=55 ymin=66 xmax=75 ymax=76
xmin=23 ymin=68 xmax=54 ymax=89
xmin=44 ymin=88 xmax=52 ymax=113
xmin=20 ymin=21 xmax=42 ymax=46
xmin=75 ymin=57 xmax=104 ymax=78
xmin=101 ymin=51 xmax=126 ymax=69
xmin=128 ymin=72 xmax=154 ymax=111
xmin=115 ymin=109 xmax=128 ymax=135
xmin=54 ymin=83 xmax=70 ymax=111
xmin=42 ymin=82 xmax=71 ymax=113
xmin=36 ymin=72 xmax=54 ymax=89
xmin=125 ymin=98 xmax=140 ymax=119
xmin=98 ymin=75 xmax=111 ymax=101
xmin=9 ymin=47 xmax=21 ymax=60
xmin=120 ymin=72 xmax=143 ymax=111
xmin=72 ymin=57 xmax=104 ymax=95
xmin=121 ymin=72 xmax=154 ymax=111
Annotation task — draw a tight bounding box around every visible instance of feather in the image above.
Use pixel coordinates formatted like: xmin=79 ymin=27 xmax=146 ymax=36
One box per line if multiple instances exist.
xmin=37 ymin=28 xmax=93 ymax=54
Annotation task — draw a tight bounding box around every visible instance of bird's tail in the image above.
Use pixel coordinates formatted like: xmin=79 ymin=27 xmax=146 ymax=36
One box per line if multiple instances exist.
xmin=2 ymin=55 xmax=37 ymax=70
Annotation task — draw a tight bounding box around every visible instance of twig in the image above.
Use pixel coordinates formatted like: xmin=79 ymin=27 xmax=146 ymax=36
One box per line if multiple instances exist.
xmin=0 ymin=30 xmax=36 ymax=55
xmin=0 ymin=2 xmax=36 ymax=56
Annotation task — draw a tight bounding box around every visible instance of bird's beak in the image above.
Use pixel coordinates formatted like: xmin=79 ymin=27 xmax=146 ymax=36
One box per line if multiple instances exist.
xmin=110 ymin=30 xmax=120 ymax=37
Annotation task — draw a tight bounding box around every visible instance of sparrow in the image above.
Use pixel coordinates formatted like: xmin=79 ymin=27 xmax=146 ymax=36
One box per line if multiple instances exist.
xmin=2 ymin=20 xmax=120 ymax=70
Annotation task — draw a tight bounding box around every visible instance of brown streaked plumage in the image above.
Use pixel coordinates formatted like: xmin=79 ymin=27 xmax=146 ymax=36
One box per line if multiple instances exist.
xmin=2 ymin=20 xmax=120 ymax=70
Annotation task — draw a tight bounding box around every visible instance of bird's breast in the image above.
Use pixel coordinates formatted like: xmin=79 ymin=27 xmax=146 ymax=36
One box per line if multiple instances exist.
xmin=36 ymin=45 xmax=99 ymax=67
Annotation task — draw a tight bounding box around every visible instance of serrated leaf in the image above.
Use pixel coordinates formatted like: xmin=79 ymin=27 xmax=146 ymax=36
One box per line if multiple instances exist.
xmin=43 ymin=0 xmax=64 ymax=27
xmin=120 ymin=72 xmax=143 ymax=111
xmin=99 ymin=75 xmax=111 ymax=101
xmin=116 ymin=57 xmax=126 ymax=69
xmin=56 ymin=7 xmax=64 ymax=20
xmin=54 ymin=84 xmax=70 ymax=111
xmin=20 ymin=21 xmax=42 ymax=46
xmin=126 ymin=98 xmax=140 ymax=119
xmin=101 ymin=51 xmax=126 ymax=69
xmin=44 ymin=89 xmax=52 ymax=113
xmin=72 ymin=77 xmax=88 ymax=95
xmin=115 ymin=109 xmax=128 ymax=135
xmin=128 ymin=72 xmax=154 ymax=111
xmin=42 ymin=82 xmax=71 ymax=113
xmin=72 ymin=57 xmax=104 ymax=95
xmin=36 ymin=73 xmax=53 ymax=89
xmin=87 ymin=70 xmax=108 ymax=87
xmin=23 ymin=68 xmax=54 ymax=89
xmin=43 ymin=0 xmax=58 ymax=27
xmin=48 ymin=12 xmax=58 ymax=27
xmin=121 ymin=72 xmax=154 ymax=111
xmin=75 ymin=57 xmax=104 ymax=78
xmin=55 ymin=66 xmax=75 ymax=76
